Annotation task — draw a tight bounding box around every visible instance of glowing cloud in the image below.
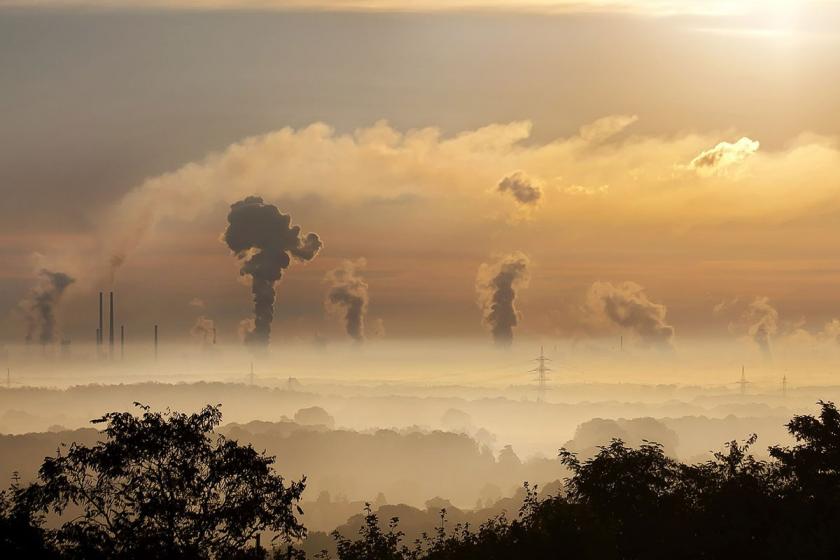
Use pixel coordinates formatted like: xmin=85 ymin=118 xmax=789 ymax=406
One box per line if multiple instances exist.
xmin=689 ymin=137 xmax=760 ymax=174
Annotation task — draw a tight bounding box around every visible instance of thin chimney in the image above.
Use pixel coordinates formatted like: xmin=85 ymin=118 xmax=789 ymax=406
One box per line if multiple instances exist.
xmin=109 ymin=291 xmax=115 ymax=358
xmin=154 ymin=324 xmax=158 ymax=361
xmin=98 ymin=292 xmax=103 ymax=347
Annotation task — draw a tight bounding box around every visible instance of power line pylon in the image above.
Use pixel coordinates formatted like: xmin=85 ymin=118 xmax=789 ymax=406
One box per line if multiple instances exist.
xmin=736 ymin=365 xmax=751 ymax=395
xmin=782 ymin=373 xmax=788 ymax=398
xmin=531 ymin=346 xmax=552 ymax=403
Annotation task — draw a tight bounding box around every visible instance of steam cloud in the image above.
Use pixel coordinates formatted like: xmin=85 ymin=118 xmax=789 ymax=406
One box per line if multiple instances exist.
xmin=745 ymin=297 xmax=778 ymax=360
xmin=586 ymin=281 xmax=674 ymax=348
xmin=21 ymin=269 xmax=75 ymax=345
xmin=190 ymin=316 xmax=215 ymax=345
xmin=223 ymin=196 xmax=323 ymax=346
xmin=476 ymin=253 xmax=530 ymax=346
xmin=324 ymin=259 xmax=369 ymax=342
xmin=715 ymin=296 xmax=779 ymax=359
xmin=497 ymin=171 xmax=542 ymax=206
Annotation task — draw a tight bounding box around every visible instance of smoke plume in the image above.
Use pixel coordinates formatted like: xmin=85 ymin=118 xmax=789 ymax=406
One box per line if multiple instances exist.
xmin=586 ymin=281 xmax=674 ymax=348
xmin=497 ymin=171 xmax=542 ymax=206
xmin=476 ymin=253 xmax=530 ymax=346
xmin=108 ymin=254 xmax=125 ymax=285
xmin=715 ymin=296 xmax=779 ymax=359
xmin=745 ymin=297 xmax=778 ymax=360
xmin=223 ymin=196 xmax=323 ymax=346
xmin=21 ymin=269 xmax=75 ymax=345
xmin=324 ymin=259 xmax=369 ymax=342
xmin=190 ymin=316 xmax=215 ymax=346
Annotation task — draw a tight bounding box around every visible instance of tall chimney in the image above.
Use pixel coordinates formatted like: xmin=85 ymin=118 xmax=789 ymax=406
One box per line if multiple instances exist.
xmin=154 ymin=324 xmax=159 ymax=361
xmin=109 ymin=291 xmax=115 ymax=358
xmin=98 ymin=292 xmax=103 ymax=347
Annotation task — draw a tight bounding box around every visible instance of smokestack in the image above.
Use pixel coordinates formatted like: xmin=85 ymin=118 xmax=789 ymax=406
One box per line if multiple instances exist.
xmin=109 ymin=291 xmax=115 ymax=358
xmin=120 ymin=325 xmax=125 ymax=360
xmin=98 ymin=292 xmax=103 ymax=347
xmin=154 ymin=324 xmax=158 ymax=361
xmin=213 ymin=327 xmax=217 ymax=345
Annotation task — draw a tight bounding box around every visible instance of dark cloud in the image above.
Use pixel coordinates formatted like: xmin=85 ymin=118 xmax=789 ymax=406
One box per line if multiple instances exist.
xmin=324 ymin=259 xmax=369 ymax=343
xmin=223 ymin=195 xmax=323 ymax=347
xmin=497 ymin=171 xmax=542 ymax=206
xmin=586 ymin=281 xmax=674 ymax=349
xmin=476 ymin=253 xmax=530 ymax=346
xmin=21 ymin=269 xmax=75 ymax=345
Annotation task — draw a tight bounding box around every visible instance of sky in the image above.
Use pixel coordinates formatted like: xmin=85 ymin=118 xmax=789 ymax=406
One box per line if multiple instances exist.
xmin=2 ymin=0 xmax=840 ymax=353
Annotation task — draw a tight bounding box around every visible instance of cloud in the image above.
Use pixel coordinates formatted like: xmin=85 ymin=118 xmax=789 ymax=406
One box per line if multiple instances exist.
xmin=497 ymin=171 xmax=543 ymax=206
xmin=585 ymin=281 xmax=674 ymax=348
xmin=578 ymin=114 xmax=638 ymax=143
xmin=476 ymin=252 xmax=530 ymax=346
xmin=324 ymin=258 xmax=369 ymax=342
xmin=86 ymin=116 xmax=840 ymax=291
xmin=688 ymin=137 xmax=760 ymax=174
xmin=189 ymin=298 xmax=206 ymax=309
xmin=563 ymin=184 xmax=609 ymax=196
xmin=0 ymin=1 xmax=760 ymax=17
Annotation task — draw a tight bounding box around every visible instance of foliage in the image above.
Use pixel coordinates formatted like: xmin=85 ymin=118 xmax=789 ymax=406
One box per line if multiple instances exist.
xmin=1 ymin=403 xmax=305 ymax=560
xmin=7 ymin=401 xmax=840 ymax=558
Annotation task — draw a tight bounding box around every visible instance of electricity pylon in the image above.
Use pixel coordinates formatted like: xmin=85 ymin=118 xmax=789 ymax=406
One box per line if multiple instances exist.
xmin=531 ymin=346 xmax=552 ymax=403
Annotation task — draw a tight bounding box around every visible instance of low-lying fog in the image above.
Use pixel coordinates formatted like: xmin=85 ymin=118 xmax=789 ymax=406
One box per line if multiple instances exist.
xmin=2 ymin=338 xmax=838 ymax=533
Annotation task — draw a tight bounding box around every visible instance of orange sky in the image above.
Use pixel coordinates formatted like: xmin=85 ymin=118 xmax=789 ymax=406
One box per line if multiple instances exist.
xmin=2 ymin=2 xmax=840 ymax=352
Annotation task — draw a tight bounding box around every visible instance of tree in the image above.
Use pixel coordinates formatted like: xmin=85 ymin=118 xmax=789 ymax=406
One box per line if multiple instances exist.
xmin=31 ymin=403 xmax=306 ymax=559
xmin=0 ymin=482 xmax=55 ymax=559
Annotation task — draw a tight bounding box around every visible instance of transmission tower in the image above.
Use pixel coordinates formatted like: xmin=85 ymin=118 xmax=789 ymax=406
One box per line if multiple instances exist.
xmin=736 ymin=365 xmax=751 ymax=395
xmin=530 ymin=346 xmax=552 ymax=403
xmin=782 ymin=373 xmax=788 ymax=398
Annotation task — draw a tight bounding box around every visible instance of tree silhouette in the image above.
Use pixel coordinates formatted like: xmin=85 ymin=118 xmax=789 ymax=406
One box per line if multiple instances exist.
xmin=29 ymin=403 xmax=306 ymax=559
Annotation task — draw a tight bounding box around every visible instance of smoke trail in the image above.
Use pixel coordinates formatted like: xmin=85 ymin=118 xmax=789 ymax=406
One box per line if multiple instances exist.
xmin=21 ymin=269 xmax=75 ymax=345
xmin=746 ymin=296 xmax=778 ymax=360
xmin=190 ymin=316 xmax=215 ymax=345
xmin=109 ymin=254 xmax=125 ymax=285
xmin=324 ymin=259 xmax=369 ymax=342
xmin=223 ymin=196 xmax=323 ymax=346
xmin=476 ymin=253 xmax=530 ymax=346
xmin=586 ymin=281 xmax=674 ymax=349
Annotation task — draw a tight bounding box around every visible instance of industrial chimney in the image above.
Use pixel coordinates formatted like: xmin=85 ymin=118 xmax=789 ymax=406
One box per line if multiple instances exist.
xmin=98 ymin=292 xmax=103 ymax=347
xmin=109 ymin=291 xmax=115 ymax=359
xmin=154 ymin=324 xmax=158 ymax=361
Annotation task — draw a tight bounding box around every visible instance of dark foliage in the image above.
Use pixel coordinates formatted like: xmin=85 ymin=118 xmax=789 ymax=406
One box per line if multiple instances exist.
xmin=6 ymin=402 xmax=840 ymax=558
xmin=0 ymin=403 xmax=305 ymax=560
xmin=319 ymin=401 xmax=840 ymax=560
